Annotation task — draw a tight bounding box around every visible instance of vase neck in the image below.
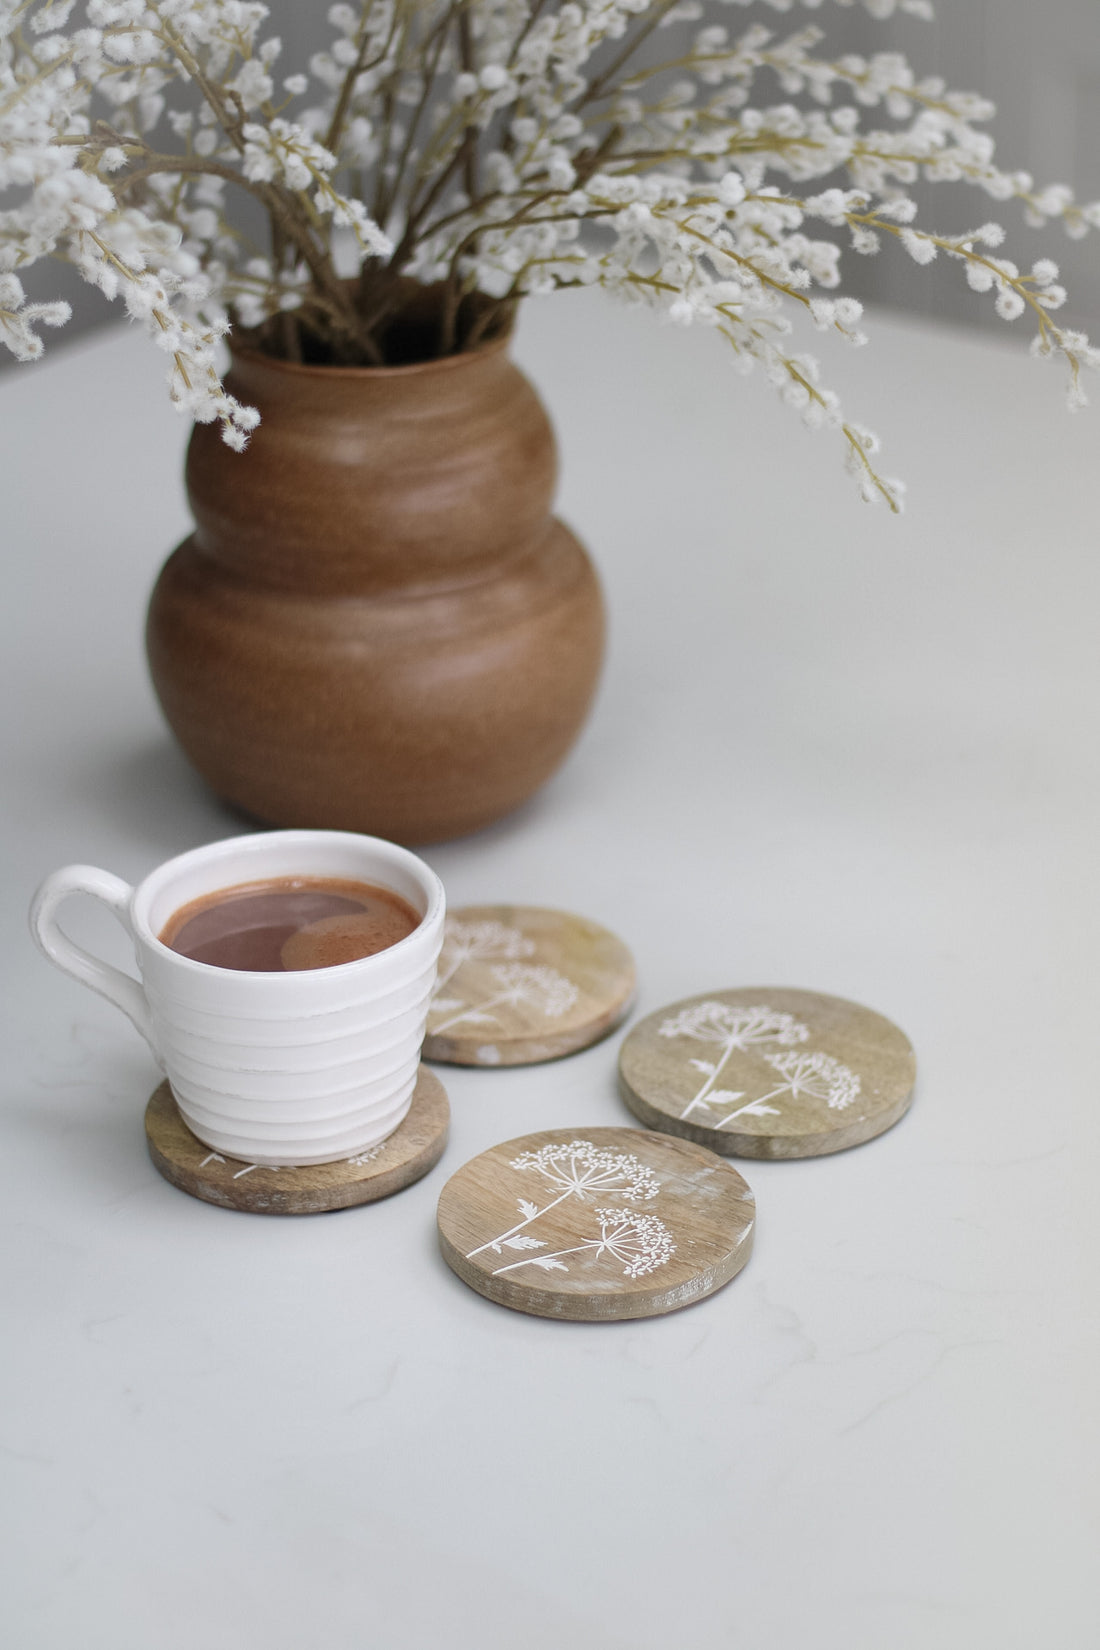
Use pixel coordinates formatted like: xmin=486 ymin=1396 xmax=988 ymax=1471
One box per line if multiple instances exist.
xmin=185 ymin=343 xmax=559 ymax=597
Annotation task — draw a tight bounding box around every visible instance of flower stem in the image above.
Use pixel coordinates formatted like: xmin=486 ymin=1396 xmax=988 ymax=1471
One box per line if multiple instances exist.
xmin=680 ymin=1035 xmax=739 ymax=1119
xmin=430 ymin=986 xmax=514 ymax=1037
xmin=717 ymin=1084 xmax=790 ymax=1127
xmin=466 ymin=1187 xmax=576 ymax=1259
xmin=492 ymin=1242 xmax=593 ymax=1276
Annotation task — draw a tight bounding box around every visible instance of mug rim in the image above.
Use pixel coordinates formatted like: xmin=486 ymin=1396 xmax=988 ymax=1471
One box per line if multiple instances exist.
xmin=130 ymin=829 xmax=445 ymax=982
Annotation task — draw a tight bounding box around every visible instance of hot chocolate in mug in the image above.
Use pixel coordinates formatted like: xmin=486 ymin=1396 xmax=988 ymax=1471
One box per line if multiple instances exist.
xmin=29 ymin=830 xmax=446 ymax=1166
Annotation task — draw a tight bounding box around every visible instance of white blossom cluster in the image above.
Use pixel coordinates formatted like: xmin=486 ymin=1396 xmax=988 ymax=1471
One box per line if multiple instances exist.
xmin=762 ymin=1047 xmax=861 ymax=1108
xmin=589 ymin=1207 xmax=675 ymax=1277
xmin=3 ymin=0 xmax=1098 ymax=500
xmin=510 ymin=1139 xmax=661 ymax=1201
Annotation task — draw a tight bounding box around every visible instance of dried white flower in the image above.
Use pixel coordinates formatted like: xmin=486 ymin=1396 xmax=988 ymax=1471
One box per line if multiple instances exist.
xmin=1 ymin=0 xmax=1096 ymax=495
xmin=0 ymin=273 xmax=70 ymax=360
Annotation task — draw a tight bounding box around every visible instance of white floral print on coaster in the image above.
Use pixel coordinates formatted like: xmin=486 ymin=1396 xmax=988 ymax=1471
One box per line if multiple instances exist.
xmin=436 ymin=1127 xmax=754 ymax=1322
xmin=619 ymin=988 xmax=916 ymax=1160
xmin=423 ymin=906 xmax=635 ymax=1067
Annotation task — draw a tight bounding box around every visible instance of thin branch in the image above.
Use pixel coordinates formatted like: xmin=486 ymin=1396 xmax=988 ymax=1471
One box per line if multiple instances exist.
xmin=112 ymin=151 xmax=365 ymax=347
xmin=382 ymin=3 xmax=458 ymax=226
xmin=456 ymin=4 xmax=479 ymax=204
xmin=574 ymin=0 xmax=681 ymax=110
xmin=324 ymin=0 xmax=381 ymax=155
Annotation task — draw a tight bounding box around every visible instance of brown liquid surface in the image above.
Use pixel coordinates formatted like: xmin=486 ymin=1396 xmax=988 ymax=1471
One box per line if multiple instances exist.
xmin=159 ymin=876 xmax=420 ymax=972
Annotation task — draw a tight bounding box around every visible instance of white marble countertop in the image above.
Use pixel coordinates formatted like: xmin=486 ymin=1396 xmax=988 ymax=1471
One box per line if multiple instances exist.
xmin=2 ymin=290 xmax=1098 ymax=1649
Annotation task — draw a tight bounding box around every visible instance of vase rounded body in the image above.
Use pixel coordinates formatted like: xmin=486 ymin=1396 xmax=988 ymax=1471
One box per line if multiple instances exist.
xmin=146 ymin=336 xmax=604 ymax=844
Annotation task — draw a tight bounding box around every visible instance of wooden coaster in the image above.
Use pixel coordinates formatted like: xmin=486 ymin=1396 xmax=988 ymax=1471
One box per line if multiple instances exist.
xmin=437 ymin=1126 xmax=754 ymax=1321
xmin=423 ymin=905 xmax=635 ymax=1067
xmin=145 ymin=1068 xmax=449 ymax=1214
xmin=619 ymin=988 xmax=916 ymax=1160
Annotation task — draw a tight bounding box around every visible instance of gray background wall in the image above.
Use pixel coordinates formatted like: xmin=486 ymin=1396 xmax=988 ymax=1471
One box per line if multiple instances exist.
xmin=5 ymin=0 xmax=1098 ymax=357
xmin=830 ymin=0 xmax=1100 ymax=335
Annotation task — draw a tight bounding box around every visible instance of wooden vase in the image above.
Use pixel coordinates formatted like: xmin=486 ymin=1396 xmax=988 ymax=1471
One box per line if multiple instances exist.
xmin=146 ymin=328 xmax=604 ymax=844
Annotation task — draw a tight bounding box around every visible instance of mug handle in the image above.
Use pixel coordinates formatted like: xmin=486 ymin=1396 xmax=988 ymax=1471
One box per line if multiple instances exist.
xmin=29 ymin=865 xmax=161 ymax=1062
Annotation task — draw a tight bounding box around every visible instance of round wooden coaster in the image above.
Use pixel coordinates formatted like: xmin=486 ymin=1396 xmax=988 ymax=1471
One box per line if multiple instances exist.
xmin=619 ymin=988 xmax=916 ymax=1160
xmin=145 ymin=1067 xmax=449 ymax=1214
xmin=423 ymin=905 xmax=635 ymax=1067
xmin=437 ymin=1126 xmax=754 ymax=1321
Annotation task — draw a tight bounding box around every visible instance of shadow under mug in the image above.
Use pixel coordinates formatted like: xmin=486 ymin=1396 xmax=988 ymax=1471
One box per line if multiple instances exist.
xmin=29 ymin=830 xmax=446 ymax=1166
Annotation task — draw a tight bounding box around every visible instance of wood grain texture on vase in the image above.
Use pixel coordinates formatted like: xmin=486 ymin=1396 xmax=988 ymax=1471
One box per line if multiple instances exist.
xmin=437 ymin=1126 xmax=755 ymax=1322
xmin=146 ymin=323 xmax=604 ymax=844
xmin=619 ymin=987 xmax=916 ymax=1159
xmin=145 ymin=1066 xmax=449 ymax=1214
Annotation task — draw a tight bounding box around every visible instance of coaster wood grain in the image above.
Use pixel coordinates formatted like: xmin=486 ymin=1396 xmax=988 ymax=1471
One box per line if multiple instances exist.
xmin=423 ymin=905 xmax=635 ymax=1067
xmin=619 ymin=987 xmax=916 ymax=1159
xmin=145 ymin=1067 xmax=449 ymax=1214
xmin=437 ymin=1126 xmax=755 ymax=1321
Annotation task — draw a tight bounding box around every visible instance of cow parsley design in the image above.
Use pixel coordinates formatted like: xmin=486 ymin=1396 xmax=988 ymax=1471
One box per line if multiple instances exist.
xmin=658 ymin=1001 xmax=810 ymax=1120
xmin=429 ymin=961 xmax=579 ymax=1036
xmin=491 ymin=1207 xmax=675 ymax=1281
xmin=431 ymin=917 xmax=535 ymax=1003
xmin=772 ymin=1050 xmax=858 ymax=1108
xmin=710 ymin=1047 xmax=861 ymax=1129
xmin=466 ymin=1138 xmax=659 ymax=1260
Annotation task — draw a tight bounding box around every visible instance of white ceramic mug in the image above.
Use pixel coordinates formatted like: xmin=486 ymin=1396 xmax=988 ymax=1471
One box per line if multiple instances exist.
xmin=29 ymin=830 xmax=445 ymax=1166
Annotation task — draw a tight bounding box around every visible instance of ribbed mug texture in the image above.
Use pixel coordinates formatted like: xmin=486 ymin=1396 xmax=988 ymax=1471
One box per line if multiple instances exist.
xmin=33 ymin=831 xmax=445 ymax=1167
